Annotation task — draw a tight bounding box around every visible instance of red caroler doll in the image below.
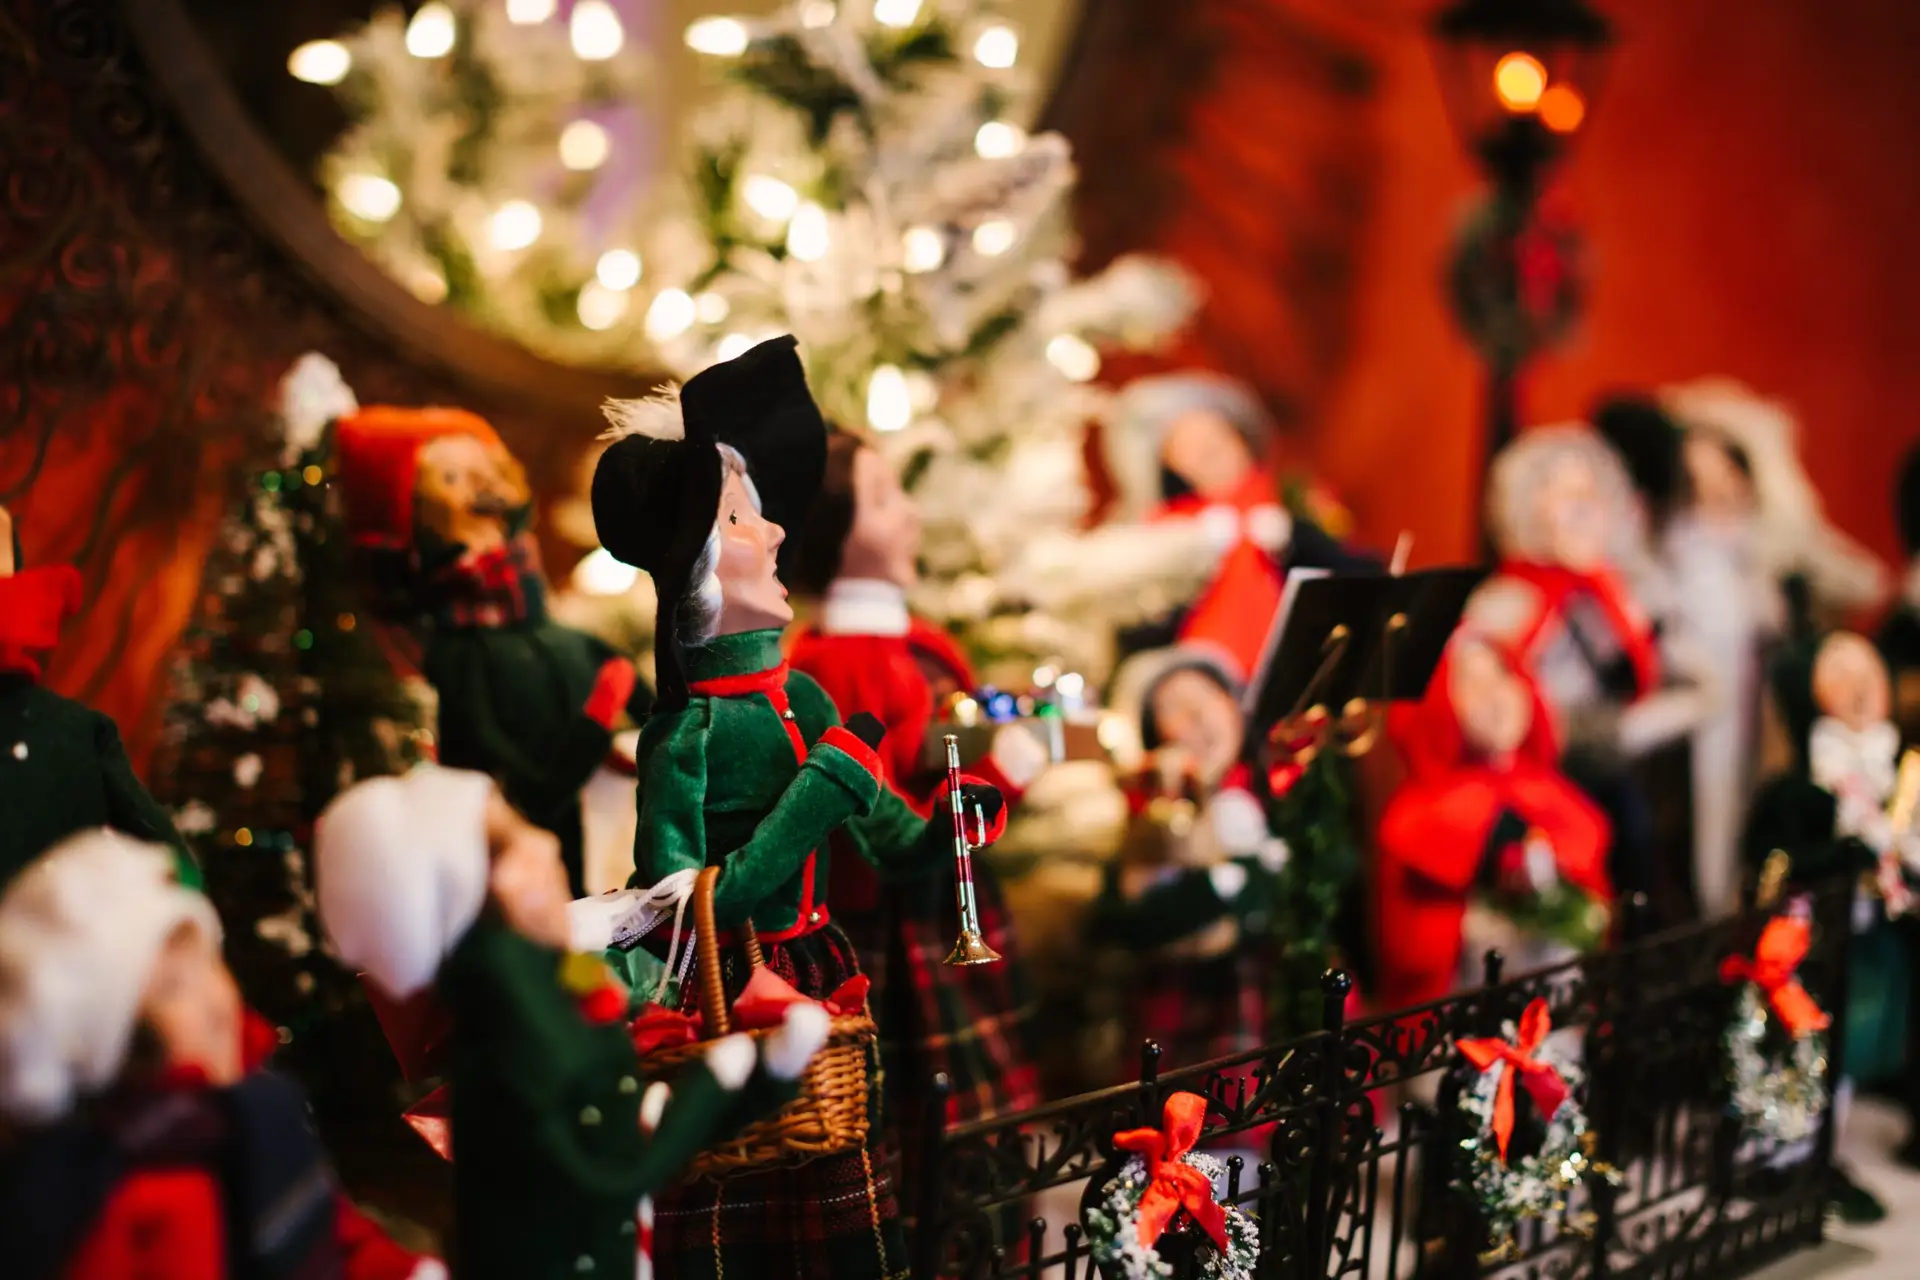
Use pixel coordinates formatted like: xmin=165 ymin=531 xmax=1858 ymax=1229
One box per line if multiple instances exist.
xmin=1376 ymin=636 xmax=1614 ymax=1011
xmin=782 ymin=425 xmax=1049 ymax=1196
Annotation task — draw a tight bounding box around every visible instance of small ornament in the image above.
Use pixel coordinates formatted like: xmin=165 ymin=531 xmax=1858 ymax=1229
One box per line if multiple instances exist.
xmin=1720 ymin=912 xmax=1830 ymax=1146
xmin=1084 ymin=1092 xmax=1260 ymax=1280
xmin=10 ymin=741 xmax=25 ymax=760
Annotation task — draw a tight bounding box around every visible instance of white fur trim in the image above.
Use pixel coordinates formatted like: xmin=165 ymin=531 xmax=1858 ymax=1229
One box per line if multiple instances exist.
xmin=315 ymin=766 xmax=494 ymax=1001
xmin=1256 ymin=838 xmax=1291 ymax=874
xmin=763 ymin=1002 xmax=831 ymax=1081
xmin=1244 ymin=504 xmax=1292 ymax=554
xmin=704 ymin=1033 xmax=756 ymax=1090
xmin=0 ymin=831 xmax=220 ymax=1124
xmin=600 ymin=383 xmax=685 ymax=442
xmin=1196 ymin=505 xmax=1241 ymax=555
xmin=1207 ymin=788 xmax=1269 ymax=857
xmin=407 ymin=1261 xmax=449 ymax=1280
xmin=819 ymin=579 xmax=910 ymax=637
xmin=639 ymin=1080 xmax=671 ymax=1131
xmin=1207 ymin=862 xmax=1249 ymax=901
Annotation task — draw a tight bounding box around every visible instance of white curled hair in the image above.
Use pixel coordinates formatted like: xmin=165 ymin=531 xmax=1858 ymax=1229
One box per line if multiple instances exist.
xmin=1487 ymin=423 xmax=1647 ymax=569
xmin=678 ymin=444 xmax=762 ymax=647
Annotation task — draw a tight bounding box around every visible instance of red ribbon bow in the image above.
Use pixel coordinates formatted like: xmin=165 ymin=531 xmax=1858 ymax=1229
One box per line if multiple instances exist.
xmin=1719 ymin=915 xmax=1830 ymax=1039
xmin=1111 ymin=1092 xmax=1229 ymax=1252
xmin=1456 ymin=998 xmax=1570 ymax=1164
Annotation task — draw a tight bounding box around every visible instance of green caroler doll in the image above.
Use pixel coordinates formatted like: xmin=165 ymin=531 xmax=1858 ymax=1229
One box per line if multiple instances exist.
xmin=0 ymin=504 xmax=195 ymax=890
xmin=315 ymin=764 xmax=832 ymax=1280
xmin=331 ymin=407 xmax=652 ymax=896
xmin=588 ymin=335 xmax=1006 ymax=1280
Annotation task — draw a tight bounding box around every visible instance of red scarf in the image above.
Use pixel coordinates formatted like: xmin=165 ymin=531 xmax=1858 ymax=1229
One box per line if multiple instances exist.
xmin=0 ymin=565 xmax=82 ymax=680
xmin=1495 ymin=560 xmax=1659 ymax=702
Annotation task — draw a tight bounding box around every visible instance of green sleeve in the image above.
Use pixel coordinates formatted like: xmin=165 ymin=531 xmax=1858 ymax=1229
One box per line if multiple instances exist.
xmin=1088 ymin=859 xmax=1261 ymax=951
xmin=436 ymin=647 xmax=611 ymax=821
xmin=633 ymin=703 xmax=881 ymax=930
xmin=633 ymin=1063 xmax=799 ymax=1193
xmin=92 ymin=713 xmax=200 ymax=890
xmin=784 ymin=673 xmax=949 ymax=883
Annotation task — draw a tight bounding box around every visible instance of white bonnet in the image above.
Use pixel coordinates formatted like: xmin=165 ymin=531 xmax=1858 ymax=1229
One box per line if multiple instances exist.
xmin=1104 ymin=372 xmax=1273 ymax=520
xmin=0 ymin=829 xmax=221 ymax=1124
xmin=1485 ymin=422 xmax=1640 ymax=565
xmin=315 ymin=765 xmax=494 ymax=1001
xmin=1105 ymin=645 xmax=1243 ymax=770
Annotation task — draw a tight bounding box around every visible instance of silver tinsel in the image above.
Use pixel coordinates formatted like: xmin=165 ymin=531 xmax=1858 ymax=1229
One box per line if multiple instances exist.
xmin=1724 ymin=983 xmax=1828 ymax=1146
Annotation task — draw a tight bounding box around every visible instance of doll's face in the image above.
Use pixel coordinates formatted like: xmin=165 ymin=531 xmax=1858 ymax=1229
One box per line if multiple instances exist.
xmin=715 ymin=468 xmax=792 ymax=635
xmin=417 ymin=434 xmax=529 ymax=553
xmin=1161 ymin=410 xmax=1256 ymax=500
xmin=1533 ymin=455 xmax=1610 ymax=571
xmin=1150 ymin=668 xmax=1243 ymax=787
xmin=1813 ymin=632 xmax=1890 ymax=732
xmin=138 ymin=921 xmax=243 ymax=1087
xmin=1683 ymin=434 xmax=1755 ymax=522
xmin=836 ymin=447 xmax=921 ymax=588
xmin=1449 ymin=639 xmax=1533 ymax=760
xmin=486 ymin=790 xmax=572 ymax=950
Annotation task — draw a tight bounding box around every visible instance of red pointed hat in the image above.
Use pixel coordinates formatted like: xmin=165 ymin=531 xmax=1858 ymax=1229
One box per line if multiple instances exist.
xmin=1176 ymin=539 xmax=1286 ymax=687
xmin=333 ymin=406 xmax=502 ymax=551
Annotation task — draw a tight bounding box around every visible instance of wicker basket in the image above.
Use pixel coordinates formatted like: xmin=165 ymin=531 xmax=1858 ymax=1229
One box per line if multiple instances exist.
xmin=639 ymin=866 xmax=875 ymax=1179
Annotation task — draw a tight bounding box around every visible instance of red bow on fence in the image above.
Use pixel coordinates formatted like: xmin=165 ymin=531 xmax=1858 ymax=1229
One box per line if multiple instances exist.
xmin=1112 ymin=1092 xmax=1229 ymax=1251
xmin=1719 ymin=915 xmax=1830 ymax=1039
xmin=1456 ymin=998 xmax=1569 ymax=1164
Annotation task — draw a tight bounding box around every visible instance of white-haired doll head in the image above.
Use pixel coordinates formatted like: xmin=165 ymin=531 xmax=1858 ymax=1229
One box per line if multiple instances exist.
xmin=1486 ymin=424 xmax=1641 ymax=573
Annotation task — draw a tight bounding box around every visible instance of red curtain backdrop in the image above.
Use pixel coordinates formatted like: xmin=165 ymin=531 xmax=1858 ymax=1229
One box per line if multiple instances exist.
xmin=1056 ymin=0 xmax=1920 ymax=571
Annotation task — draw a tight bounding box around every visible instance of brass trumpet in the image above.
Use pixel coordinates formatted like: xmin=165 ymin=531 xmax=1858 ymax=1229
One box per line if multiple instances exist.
xmin=942 ymin=733 xmax=1003 ymax=966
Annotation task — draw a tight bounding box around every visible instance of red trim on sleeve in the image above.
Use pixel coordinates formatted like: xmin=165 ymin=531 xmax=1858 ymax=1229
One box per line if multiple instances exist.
xmin=818 ymin=725 xmax=884 ymax=781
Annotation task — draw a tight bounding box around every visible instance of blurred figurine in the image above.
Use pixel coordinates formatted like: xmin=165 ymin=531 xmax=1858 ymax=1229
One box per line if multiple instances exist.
xmin=1878 ymin=442 xmax=1920 ymax=743
xmin=588 ymin=336 xmax=1004 ymax=1278
xmin=0 ymin=831 xmax=435 ymax=1280
xmin=316 ymin=766 xmax=827 ymax=1280
xmin=332 ymin=407 xmax=652 ymax=895
xmin=782 ymin=423 xmax=1048 ymax=1201
xmin=1377 ymin=637 xmax=1613 ymax=1010
xmin=0 ymin=505 xmax=195 ymax=889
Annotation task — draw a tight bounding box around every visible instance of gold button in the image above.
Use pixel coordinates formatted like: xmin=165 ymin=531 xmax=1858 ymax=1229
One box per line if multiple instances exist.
xmin=580 ymin=1105 xmax=602 ymax=1126
xmin=781 ymin=709 xmax=796 ymax=721
xmin=807 ymin=910 xmax=821 ymax=924
xmin=617 ymin=1075 xmax=638 ymax=1094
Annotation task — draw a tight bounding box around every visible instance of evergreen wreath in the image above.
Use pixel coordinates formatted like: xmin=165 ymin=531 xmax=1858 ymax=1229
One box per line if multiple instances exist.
xmin=1084 ymin=1092 xmax=1261 ymax=1279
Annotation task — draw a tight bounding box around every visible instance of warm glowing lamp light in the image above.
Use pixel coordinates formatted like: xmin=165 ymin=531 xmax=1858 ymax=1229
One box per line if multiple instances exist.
xmin=1539 ymin=83 xmax=1587 ymax=133
xmin=1492 ymin=52 xmax=1547 ymax=111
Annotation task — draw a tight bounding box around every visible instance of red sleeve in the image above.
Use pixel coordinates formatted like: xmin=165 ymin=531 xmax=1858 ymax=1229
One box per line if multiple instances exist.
xmin=336 ymin=1195 xmax=432 ymax=1280
xmin=0 ymin=564 xmax=82 ymax=677
xmin=63 ymin=1170 xmax=225 ymax=1280
xmin=1376 ymin=773 xmax=1507 ymax=893
xmin=791 ymin=632 xmax=933 ymax=808
xmin=1502 ymin=762 xmax=1614 ymax=900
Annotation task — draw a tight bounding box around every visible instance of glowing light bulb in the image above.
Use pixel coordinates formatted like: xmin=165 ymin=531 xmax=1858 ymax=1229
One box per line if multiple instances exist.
xmin=288 ymin=40 xmax=352 ymax=85
xmin=571 ymin=0 xmax=624 ymax=60
xmin=974 ymin=121 xmax=1025 ymax=159
xmin=902 ymin=225 xmax=944 ymax=273
xmin=799 ymin=1 xmax=837 ymax=27
xmin=572 ymin=547 xmax=639 ymax=596
xmin=1055 ymin=672 xmax=1086 ymax=701
xmin=559 ymin=119 xmax=610 ymax=170
xmin=971 ymin=218 xmax=1016 ymax=257
xmin=403 ymin=261 xmax=447 ymax=303
xmin=694 ymin=291 xmax=730 ymax=323
xmin=973 ymin=25 xmax=1018 ymax=68
xmin=716 ymin=332 xmax=755 ymax=360
xmin=489 ymin=200 xmax=543 ymax=251
xmin=904 ymin=369 xmax=937 ymax=412
xmin=742 ymin=174 xmax=800 ymax=221
xmin=596 ymin=248 xmax=642 ymax=291
xmin=405 ymin=3 xmax=457 ymax=57
xmin=685 ymin=16 xmax=750 ymax=56
xmin=1493 ymin=52 xmax=1547 ymax=112
xmin=1539 ymin=83 xmax=1586 ymax=133
xmin=645 ymin=289 xmax=697 ymax=341
xmin=577 ymin=282 xmax=629 ymax=330
xmin=872 ymin=0 xmax=921 ymax=28
xmin=866 ymin=365 xmax=912 ymax=433
xmin=786 ymin=202 xmax=830 ymax=261
xmin=337 ymin=173 xmax=401 ymax=222
xmin=1045 ymin=333 xmax=1100 ymax=382
xmin=506 ymin=0 xmax=556 ymax=22
xmin=1033 ymin=665 xmax=1059 ymax=689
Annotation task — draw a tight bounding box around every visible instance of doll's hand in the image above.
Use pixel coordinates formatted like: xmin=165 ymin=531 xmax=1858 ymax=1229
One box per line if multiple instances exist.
xmin=946 ymin=780 xmax=1007 ymax=845
xmin=843 ymin=712 xmax=887 ymax=751
xmin=584 ymin=657 xmax=638 ymax=729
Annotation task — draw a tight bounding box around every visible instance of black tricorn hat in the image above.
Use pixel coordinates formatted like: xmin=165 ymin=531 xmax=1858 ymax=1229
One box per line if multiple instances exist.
xmin=1897 ymin=441 xmax=1920 ymax=558
xmin=1591 ymin=393 xmax=1684 ymax=525
xmin=591 ymin=335 xmax=826 ymax=708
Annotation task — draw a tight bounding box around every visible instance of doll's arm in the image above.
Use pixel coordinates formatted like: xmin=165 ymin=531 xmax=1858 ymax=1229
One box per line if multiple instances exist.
xmin=436 ymin=650 xmax=630 ymax=822
xmin=93 ymin=712 xmax=201 ymax=890
xmin=1087 ymin=860 xmax=1257 ymax=950
xmin=634 ymin=705 xmax=885 ymax=929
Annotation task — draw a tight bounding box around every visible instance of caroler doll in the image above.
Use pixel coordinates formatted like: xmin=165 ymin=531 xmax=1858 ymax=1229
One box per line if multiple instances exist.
xmin=1462 ymin=424 xmax=1715 ymax=909
xmin=0 ymin=504 xmax=195 ymax=888
xmin=332 ymin=406 xmax=651 ymax=895
xmin=0 ymin=830 xmax=436 ymax=1280
xmin=588 ymin=335 xmax=1005 ymax=1278
xmin=315 ymin=764 xmax=830 ymax=1279
xmin=1376 ymin=635 xmax=1613 ymax=1011
xmin=781 ymin=423 xmax=1050 ymax=1197
xmin=1878 ymin=441 xmax=1920 ymax=743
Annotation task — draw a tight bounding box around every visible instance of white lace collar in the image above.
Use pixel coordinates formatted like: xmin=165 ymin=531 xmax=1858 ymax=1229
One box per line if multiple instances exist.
xmin=819 ymin=578 xmax=910 ymax=637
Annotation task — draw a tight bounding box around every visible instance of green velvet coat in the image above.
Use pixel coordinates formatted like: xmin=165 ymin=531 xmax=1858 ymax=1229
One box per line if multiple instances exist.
xmin=630 ymin=629 xmax=951 ymax=937
xmin=0 ymin=674 xmax=197 ymax=890
xmin=439 ymin=918 xmax=793 ymax=1279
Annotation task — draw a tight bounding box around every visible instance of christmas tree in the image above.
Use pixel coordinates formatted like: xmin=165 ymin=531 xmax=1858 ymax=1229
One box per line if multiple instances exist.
xmin=150 ymin=355 xmax=432 ymax=1099
xmin=308 ymin=0 xmax=1213 ymax=685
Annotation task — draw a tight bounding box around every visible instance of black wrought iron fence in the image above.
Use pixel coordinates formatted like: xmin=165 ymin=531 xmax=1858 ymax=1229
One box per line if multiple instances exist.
xmin=914 ymin=884 xmax=1851 ymax=1280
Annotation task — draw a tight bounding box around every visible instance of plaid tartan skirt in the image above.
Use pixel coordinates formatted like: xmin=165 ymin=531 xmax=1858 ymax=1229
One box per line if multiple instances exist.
xmin=651 ymin=924 xmax=911 ymax=1280
xmin=1121 ymin=945 xmax=1269 ymax=1077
